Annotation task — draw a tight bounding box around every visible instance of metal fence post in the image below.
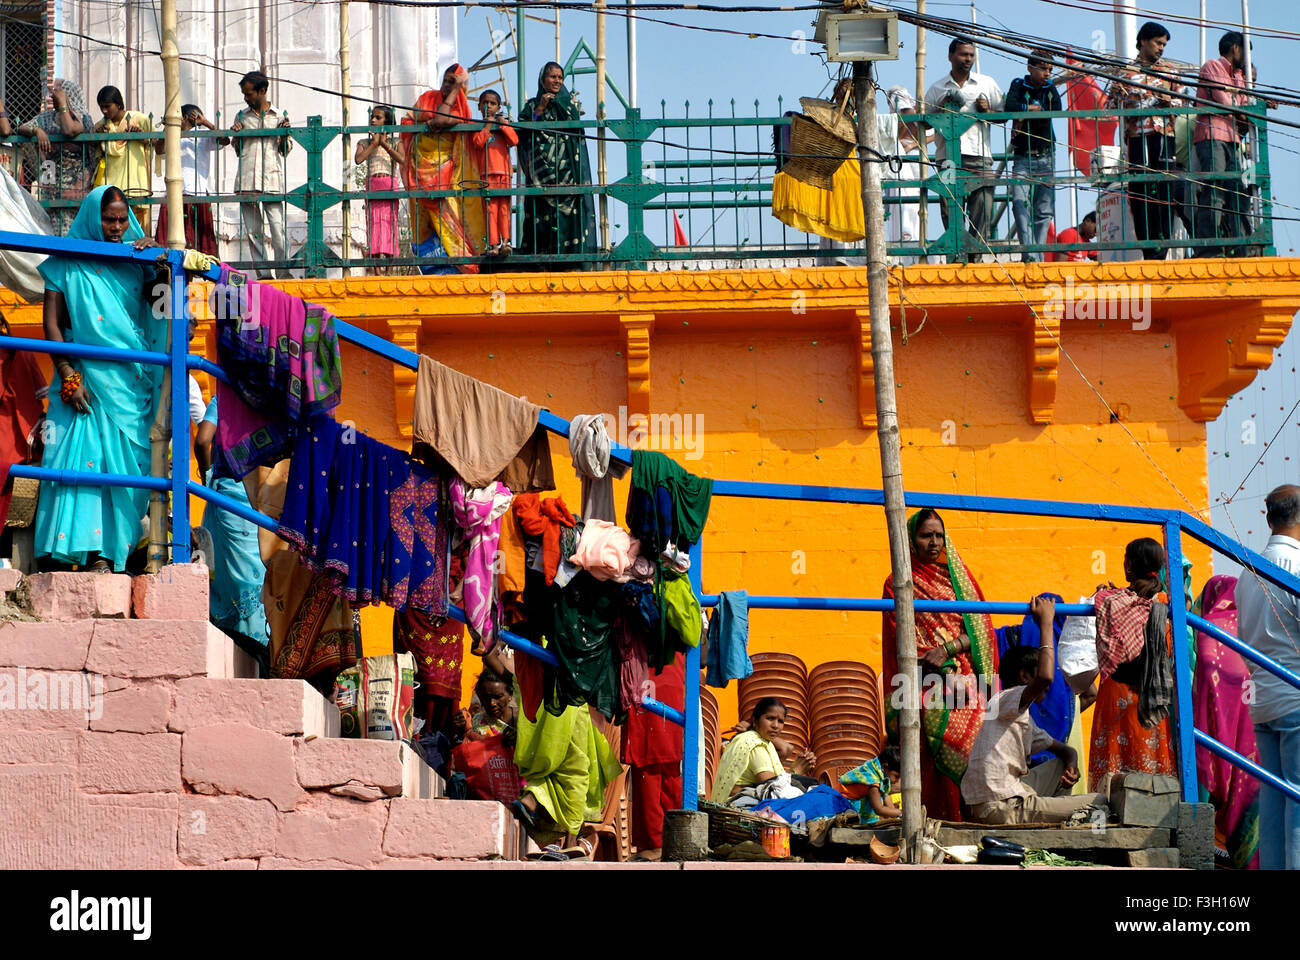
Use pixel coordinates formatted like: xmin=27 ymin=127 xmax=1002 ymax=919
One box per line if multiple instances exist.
xmin=169 ymin=251 xmax=192 ymax=563
xmin=1163 ymin=520 xmax=1197 ymax=803
xmin=682 ymin=538 xmax=703 ymax=811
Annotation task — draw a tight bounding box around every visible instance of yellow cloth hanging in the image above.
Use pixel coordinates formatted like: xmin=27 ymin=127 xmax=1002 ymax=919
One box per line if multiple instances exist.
xmin=771 ymin=159 xmax=865 ymax=243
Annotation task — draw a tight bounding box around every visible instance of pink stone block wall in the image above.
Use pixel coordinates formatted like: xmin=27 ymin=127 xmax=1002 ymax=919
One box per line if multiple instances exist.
xmin=0 ymin=570 xmax=512 ymax=869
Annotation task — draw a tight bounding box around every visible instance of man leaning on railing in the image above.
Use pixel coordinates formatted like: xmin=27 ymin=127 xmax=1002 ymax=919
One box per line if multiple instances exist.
xmin=923 ymin=36 xmax=1004 ymax=262
xmin=1234 ymin=485 xmax=1300 ymax=871
xmin=1193 ymin=31 xmax=1253 ymax=257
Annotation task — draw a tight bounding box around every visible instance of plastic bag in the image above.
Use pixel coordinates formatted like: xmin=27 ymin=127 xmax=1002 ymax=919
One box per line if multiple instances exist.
xmin=1058 ymin=594 xmax=1099 ymax=694
xmin=451 ymin=732 xmax=520 ymax=806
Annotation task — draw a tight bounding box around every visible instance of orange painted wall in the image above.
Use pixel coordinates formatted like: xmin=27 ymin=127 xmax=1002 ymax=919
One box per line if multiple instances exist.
xmin=10 ymin=259 xmax=1300 ymax=752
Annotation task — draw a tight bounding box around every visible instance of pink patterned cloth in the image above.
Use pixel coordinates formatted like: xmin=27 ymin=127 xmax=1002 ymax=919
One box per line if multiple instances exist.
xmin=1094 ymin=587 xmax=1153 ymax=681
xmin=569 ymin=519 xmax=642 ymax=582
xmin=450 ymin=478 xmax=512 ymax=650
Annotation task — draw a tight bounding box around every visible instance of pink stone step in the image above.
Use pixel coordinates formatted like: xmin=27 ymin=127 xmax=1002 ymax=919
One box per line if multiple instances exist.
xmin=90 ymin=679 xmax=172 ymax=733
xmin=86 ymin=620 xmax=256 ymax=680
xmin=0 ymin=569 xmax=21 ymax=594
xmin=170 ymin=678 xmax=337 ymax=739
xmin=382 ymin=798 xmax=510 ymax=860
xmin=0 ymin=764 xmax=80 ymax=868
xmin=77 ymin=730 xmax=183 ymax=794
xmin=25 ymin=571 xmax=131 ymax=620
xmin=76 ymin=793 xmax=179 ymax=869
xmin=182 ymin=723 xmax=306 ymax=812
xmin=0 ymin=669 xmax=97 ymax=731
xmin=0 ymin=730 xmax=77 ymax=765
xmin=178 ymin=795 xmax=278 ymax=866
xmin=274 ymin=803 xmax=387 ymax=866
xmin=0 ymin=620 xmax=93 ymax=671
xmin=295 ymin=738 xmax=443 ymax=800
xmin=132 ymin=563 xmax=210 ymax=620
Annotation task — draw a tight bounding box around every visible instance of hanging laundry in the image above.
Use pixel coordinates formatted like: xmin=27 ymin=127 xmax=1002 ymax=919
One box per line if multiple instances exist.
xmin=569 ymin=519 xmax=642 ymax=582
xmin=569 ymin=413 xmax=630 ymax=522
xmin=393 ymin=608 xmax=464 ymax=733
xmin=514 ymin=492 xmax=576 ymax=586
xmin=497 ymin=502 xmax=530 ymax=625
xmin=618 ymin=617 xmax=652 ymax=715
xmin=213 ymin=266 xmax=343 ymax=478
xmin=263 ymin=549 xmax=359 ymax=684
xmin=553 ymin=519 xmax=585 ymax=588
xmin=706 ymin=590 xmax=752 ymax=688
xmin=662 ymin=574 xmax=703 ymax=653
xmin=450 ymin=477 xmax=512 ymax=651
xmin=547 ymin=572 xmax=624 ymax=723
xmin=626 ymin=484 xmax=677 ymax=557
xmin=411 ymin=355 xmax=554 ymax=491
xmin=629 ymin=449 xmax=713 ymax=549
xmin=278 ymin=414 xmax=451 ymax=615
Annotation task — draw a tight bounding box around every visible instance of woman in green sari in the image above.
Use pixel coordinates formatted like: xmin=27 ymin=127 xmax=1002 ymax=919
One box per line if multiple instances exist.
xmin=35 ymin=185 xmax=164 ymax=571
xmin=517 ymin=62 xmax=597 ymax=267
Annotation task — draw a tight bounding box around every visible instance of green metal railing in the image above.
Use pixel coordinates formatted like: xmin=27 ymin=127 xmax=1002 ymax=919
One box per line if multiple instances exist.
xmin=0 ymin=99 xmax=1272 ymax=274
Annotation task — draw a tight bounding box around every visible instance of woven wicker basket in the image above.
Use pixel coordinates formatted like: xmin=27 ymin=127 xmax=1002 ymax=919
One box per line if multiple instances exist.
xmin=782 ymin=113 xmax=855 ymax=190
xmin=4 ymin=476 xmax=38 ymax=528
xmin=700 ymin=800 xmax=779 ymax=848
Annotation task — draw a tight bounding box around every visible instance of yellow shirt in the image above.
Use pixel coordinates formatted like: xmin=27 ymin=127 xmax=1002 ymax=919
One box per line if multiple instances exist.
xmin=100 ymin=111 xmax=154 ymax=198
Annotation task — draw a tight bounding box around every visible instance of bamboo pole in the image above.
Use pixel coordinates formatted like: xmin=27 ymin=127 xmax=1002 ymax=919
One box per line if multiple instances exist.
xmin=150 ymin=0 xmax=183 ymax=572
xmin=596 ymin=0 xmax=610 ymax=253
xmin=341 ymin=0 xmax=352 ymax=276
xmin=854 ymin=61 xmax=923 ymax=861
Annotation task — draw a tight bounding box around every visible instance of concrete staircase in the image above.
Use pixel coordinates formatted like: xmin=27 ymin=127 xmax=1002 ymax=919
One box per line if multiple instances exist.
xmin=0 ymin=565 xmax=514 ymax=869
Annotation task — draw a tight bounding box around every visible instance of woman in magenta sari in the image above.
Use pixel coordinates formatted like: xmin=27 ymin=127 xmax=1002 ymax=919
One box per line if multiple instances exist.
xmin=1194 ymin=574 xmax=1260 ymax=868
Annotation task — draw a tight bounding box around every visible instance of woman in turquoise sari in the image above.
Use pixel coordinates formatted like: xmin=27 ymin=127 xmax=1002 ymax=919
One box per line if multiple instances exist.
xmin=34 ymin=185 xmax=164 ymax=571
xmin=195 ymin=395 xmax=269 ymax=655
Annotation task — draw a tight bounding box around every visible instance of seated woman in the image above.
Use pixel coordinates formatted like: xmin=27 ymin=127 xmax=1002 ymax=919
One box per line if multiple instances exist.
xmin=1086 ymin=537 xmax=1178 ymax=789
xmin=482 ymin=645 xmax=621 ymax=858
xmin=710 ymin=698 xmax=814 ymax=808
xmin=34 ymin=185 xmax=163 ymax=572
xmin=453 ymin=666 xmax=517 ymax=741
xmin=883 ymin=508 xmax=998 ymax=821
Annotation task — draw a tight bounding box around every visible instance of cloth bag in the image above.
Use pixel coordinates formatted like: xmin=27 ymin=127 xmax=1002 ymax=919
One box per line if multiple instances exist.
xmin=333 ymin=652 xmax=416 ymax=740
xmin=1057 ymin=594 xmax=1098 ymax=693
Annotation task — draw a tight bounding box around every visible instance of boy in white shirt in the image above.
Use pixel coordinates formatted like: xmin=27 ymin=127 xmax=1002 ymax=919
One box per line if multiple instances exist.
xmin=154 ymin=104 xmax=226 ymax=254
xmin=962 ymin=596 xmax=1109 ymax=824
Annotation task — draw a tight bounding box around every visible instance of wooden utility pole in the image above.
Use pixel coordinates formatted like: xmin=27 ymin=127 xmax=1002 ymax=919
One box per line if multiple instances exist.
xmin=853 ymin=60 xmax=923 ymax=861
xmin=150 ymin=0 xmax=183 ymax=572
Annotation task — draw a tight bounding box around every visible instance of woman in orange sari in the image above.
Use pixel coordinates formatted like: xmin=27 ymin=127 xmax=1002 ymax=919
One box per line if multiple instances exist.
xmin=1087 ymin=537 xmax=1177 ymax=789
xmin=883 ymin=509 xmax=998 ymax=821
xmin=401 ymin=64 xmax=486 ymax=274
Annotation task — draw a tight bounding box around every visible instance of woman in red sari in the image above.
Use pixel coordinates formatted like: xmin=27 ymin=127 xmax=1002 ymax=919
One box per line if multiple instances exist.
xmin=401 ymin=64 xmax=487 ymax=273
xmin=883 ymin=509 xmax=998 ymax=821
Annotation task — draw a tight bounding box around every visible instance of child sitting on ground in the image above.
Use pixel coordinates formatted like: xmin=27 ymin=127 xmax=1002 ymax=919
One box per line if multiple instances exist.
xmin=840 ymin=745 xmax=903 ymax=824
xmin=962 ymin=596 xmax=1110 ymax=824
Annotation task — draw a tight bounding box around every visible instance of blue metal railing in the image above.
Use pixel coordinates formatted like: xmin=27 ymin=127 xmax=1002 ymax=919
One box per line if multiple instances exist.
xmin=3 ymin=228 xmax=1299 ymax=819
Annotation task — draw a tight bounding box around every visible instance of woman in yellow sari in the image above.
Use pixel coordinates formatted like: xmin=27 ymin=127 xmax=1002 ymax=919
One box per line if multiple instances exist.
xmin=400 ymin=64 xmax=486 ymax=274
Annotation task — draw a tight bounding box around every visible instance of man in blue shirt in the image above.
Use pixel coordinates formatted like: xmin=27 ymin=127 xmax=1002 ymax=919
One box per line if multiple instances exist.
xmin=1005 ymin=51 xmax=1063 ymax=262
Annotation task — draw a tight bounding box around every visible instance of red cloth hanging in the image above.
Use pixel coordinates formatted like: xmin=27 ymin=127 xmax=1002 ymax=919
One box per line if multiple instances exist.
xmin=1065 ymin=58 xmax=1117 ymax=177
